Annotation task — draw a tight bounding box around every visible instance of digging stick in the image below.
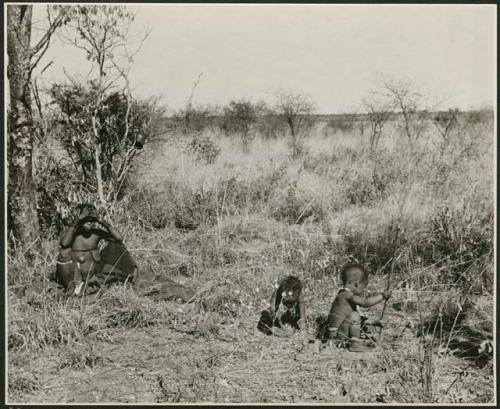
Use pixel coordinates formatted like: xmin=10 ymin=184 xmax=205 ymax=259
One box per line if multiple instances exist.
xmin=377 ymin=253 xmax=400 ymax=340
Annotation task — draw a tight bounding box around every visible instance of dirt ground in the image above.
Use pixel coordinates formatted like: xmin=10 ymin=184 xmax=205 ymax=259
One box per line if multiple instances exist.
xmin=8 ymin=296 xmax=492 ymax=404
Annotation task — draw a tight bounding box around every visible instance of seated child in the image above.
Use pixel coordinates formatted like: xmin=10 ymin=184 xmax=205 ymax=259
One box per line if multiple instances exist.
xmin=56 ymin=203 xmax=124 ymax=295
xmin=257 ymin=275 xmax=306 ymax=336
xmin=327 ymin=263 xmax=391 ymax=352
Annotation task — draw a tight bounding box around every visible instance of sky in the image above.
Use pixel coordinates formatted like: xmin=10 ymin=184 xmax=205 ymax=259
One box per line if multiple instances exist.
xmin=30 ymin=4 xmax=496 ymax=114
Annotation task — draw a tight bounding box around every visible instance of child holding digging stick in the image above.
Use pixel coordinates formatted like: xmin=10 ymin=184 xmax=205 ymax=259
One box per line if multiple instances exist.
xmin=327 ymin=263 xmax=392 ymax=352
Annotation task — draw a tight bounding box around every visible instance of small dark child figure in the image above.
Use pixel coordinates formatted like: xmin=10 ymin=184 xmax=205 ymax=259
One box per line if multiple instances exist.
xmin=57 ymin=203 xmax=123 ymax=295
xmin=257 ymin=275 xmax=306 ymax=336
xmin=327 ymin=263 xmax=391 ymax=352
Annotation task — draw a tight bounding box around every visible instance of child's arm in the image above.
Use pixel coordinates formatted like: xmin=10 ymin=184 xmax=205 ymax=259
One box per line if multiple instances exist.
xmin=297 ymin=291 xmax=306 ymax=330
xmin=59 ymin=207 xmax=90 ymax=248
xmin=97 ymin=219 xmax=123 ymax=242
xmin=59 ymin=222 xmax=78 ymax=248
xmin=349 ymin=290 xmax=392 ymax=308
xmin=271 ymin=286 xmax=282 ymax=313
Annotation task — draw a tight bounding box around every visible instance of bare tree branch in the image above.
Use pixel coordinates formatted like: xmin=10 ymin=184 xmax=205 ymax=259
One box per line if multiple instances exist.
xmin=30 ymin=7 xmax=68 ymax=62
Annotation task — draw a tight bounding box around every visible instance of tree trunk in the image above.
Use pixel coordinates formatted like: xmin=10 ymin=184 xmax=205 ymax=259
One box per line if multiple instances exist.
xmin=7 ymin=5 xmax=40 ymax=245
xmin=402 ymin=111 xmax=412 ymax=139
xmin=288 ymin=117 xmax=296 ymax=139
xmin=94 ymin=142 xmax=106 ymax=206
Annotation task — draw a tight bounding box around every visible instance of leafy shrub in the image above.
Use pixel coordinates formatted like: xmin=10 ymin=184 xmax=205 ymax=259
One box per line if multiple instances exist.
xmin=221 ymin=99 xmax=263 ymax=150
xmin=34 ymin=150 xmax=101 ymax=237
xmin=184 ymin=134 xmax=221 ymax=164
xmin=49 ymin=82 xmax=160 ymax=184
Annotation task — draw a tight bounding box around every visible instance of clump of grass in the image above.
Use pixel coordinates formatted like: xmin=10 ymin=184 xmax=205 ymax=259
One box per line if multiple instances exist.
xmin=8 ymin=291 xmax=96 ymax=351
xmin=420 ymin=204 xmax=493 ymax=286
xmin=125 ymin=162 xmax=288 ymax=231
xmin=8 ymin=282 xmax=181 ymax=354
xmin=58 ymin=341 xmax=107 ymax=370
xmin=7 ymin=113 xmax=494 ymax=404
xmin=8 ymin=239 xmax=59 ymax=287
xmin=193 ymin=279 xmax=245 ymax=318
xmin=8 ymin=370 xmax=41 ymax=401
xmin=271 ymin=181 xmax=325 ymax=224
xmin=374 ymin=340 xmax=437 ymax=403
xmin=99 ymin=285 xmax=174 ymax=328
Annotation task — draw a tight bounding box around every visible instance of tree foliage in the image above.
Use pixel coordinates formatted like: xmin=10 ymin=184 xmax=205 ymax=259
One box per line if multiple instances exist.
xmin=273 ymin=90 xmax=315 ymax=158
xmin=362 ymin=96 xmax=393 ymax=151
xmin=60 ymin=5 xmax=135 ymax=77
xmin=273 ymin=90 xmax=315 ymax=138
xmin=222 ymin=99 xmax=265 ymax=150
xmin=53 ymin=5 xmax=152 ymax=206
xmin=379 ymin=77 xmax=426 ymax=140
xmin=48 ymin=82 xmax=161 ymax=190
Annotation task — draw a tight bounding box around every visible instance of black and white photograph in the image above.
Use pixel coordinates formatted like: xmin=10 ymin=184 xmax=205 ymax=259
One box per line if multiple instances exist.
xmin=5 ymin=2 xmax=496 ymax=405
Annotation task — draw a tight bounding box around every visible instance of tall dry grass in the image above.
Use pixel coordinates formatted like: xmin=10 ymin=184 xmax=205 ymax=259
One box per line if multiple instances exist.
xmin=7 ymin=112 xmax=494 ymax=403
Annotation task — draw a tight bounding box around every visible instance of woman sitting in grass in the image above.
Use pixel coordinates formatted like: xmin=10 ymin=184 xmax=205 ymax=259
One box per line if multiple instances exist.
xmin=57 ymin=203 xmax=127 ymax=295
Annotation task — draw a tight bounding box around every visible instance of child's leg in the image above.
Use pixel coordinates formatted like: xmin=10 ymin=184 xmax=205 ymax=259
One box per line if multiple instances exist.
xmin=327 ymin=305 xmax=351 ymax=340
xmin=338 ymin=319 xmax=351 ymax=340
xmin=327 ymin=318 xmax=351 ymax=348
xmin=348 ymin=311 xmax=375 ymax=352
xmin=257 ymin=309 xmax=275 ymax=335
xmin=348 ymin=310 xmax=361 ymax=339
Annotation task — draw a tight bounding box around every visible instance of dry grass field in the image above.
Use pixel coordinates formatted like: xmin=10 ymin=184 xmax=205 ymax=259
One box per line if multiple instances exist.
xmin=7 ymin=113 xmax=495 ymax=404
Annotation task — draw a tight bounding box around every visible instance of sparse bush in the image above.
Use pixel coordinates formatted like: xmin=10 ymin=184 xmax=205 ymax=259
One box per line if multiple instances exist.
xmin=273 ymin=89 xmax=315 ymax=158
xmin=125 ymin=187 xmax=172 ymax=229
xmin=326 ymin=117 xmax=355 ymax=134
xmin=433 ymin=109 xmax=459 ymax=140
xmin=271 ymin=181 xmax=325 ymax=225
xmin=362 ymin=96 xmax=393 ymax=151
xmin=184 ymin=134 xmax=221 ymax=164
xmin=340 ymin=218 xmax=407 ymax=273
xmin=174 ymin=103 xmax=222 ymax=134
xmin=464 ymin=109 xmax=493 ymax=126
xmin=255 ymin=112 xmax=288 ymax=139
xmin=302 ymin=150 xmax=339 ymax=174
xmin=341 ymin=162 xmax=391 ymax=206
xmin=419 ymin=204 xmax=493 ymax=287
xmin=222 ymin=99 xmax=262 ymax=151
